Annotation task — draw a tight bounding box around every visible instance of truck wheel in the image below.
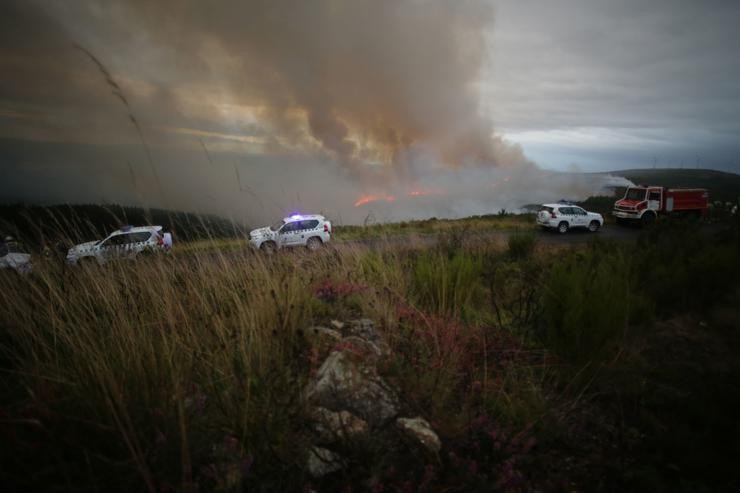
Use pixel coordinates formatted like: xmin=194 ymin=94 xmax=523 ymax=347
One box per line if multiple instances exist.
xmin=260 ymin=241 xmax=276 ymax=254
xmin=306 ymin=237 xmax=322 ymax=251
xmin=588 ymin=220 xmax=600 ymax=232
xmin=641 ymin=212 xmax=656 ymax=227
xmin=557 ymin=222 xmax=569 ymax=234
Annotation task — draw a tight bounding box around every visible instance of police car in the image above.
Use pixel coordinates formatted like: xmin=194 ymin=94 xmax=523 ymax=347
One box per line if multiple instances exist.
xmin=249 ymin=214 xmax=331 ymax=252
xmin=66 ymin=225 xmax=173 ymax=265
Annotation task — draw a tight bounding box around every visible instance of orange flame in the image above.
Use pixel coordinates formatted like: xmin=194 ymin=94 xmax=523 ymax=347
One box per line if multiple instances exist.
xmin=354 ymin=194 xmax=396 ymax=207
xmin=407 ymin=187 xmax=444 ymax=197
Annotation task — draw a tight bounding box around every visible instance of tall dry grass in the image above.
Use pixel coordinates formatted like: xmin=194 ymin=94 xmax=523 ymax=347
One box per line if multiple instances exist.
xmin=1 ymin=228 xmax=562 ymax=490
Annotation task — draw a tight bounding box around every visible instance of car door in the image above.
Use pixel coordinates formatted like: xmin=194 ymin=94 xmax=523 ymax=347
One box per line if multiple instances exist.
xmin=128 ymin=231 xmax=152 ymax=257
xmin=647 ymin=189 xmax=662 ymax=212
xmin=278 ymin=221 xmax=301 ymax=247
xmin=558 ymin=207 xmax=573 ymax=225
xmin=99 ymin=233 xmax=129 ymax=261
xmin=573 ymin=207 xmax=589 ymax=227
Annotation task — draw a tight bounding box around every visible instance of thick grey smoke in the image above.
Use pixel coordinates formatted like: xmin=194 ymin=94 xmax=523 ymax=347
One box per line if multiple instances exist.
xmin=1 ymin=0 xmax=624 ymax=224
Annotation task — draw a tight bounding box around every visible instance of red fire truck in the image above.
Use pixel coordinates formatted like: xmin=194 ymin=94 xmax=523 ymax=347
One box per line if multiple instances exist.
xmin=613 ymin=186 xmax=709 ymax=225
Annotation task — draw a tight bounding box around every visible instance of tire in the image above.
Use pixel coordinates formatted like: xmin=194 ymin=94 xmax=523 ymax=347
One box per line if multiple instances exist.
xmin=79 ymin=256 xmax=98 ymax=269
xmin=557 ymin=221 xmax=569 ymax=234
xmin=588 ymin=220 xmax=600 ymax=232
xmin=641 ymin=212 xmax=656 ymax=227
xmin=306 ymin=237 xmax=322 ymax=251
xmin=260 ymin=241 xmax=276 ymax=254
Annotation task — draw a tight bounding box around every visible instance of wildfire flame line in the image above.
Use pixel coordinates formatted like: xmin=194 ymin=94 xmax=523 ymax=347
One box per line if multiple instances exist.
xmin=353 ymin=188 xmax=446 ymax=207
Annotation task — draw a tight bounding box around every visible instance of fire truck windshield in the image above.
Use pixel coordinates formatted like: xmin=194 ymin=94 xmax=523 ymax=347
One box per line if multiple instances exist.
xmin=625 ymin=188 xmax=646 ymax=201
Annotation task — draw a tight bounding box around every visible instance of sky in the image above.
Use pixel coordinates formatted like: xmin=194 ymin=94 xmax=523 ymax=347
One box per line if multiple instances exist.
xmin=1 ymin=0 xmax=738 ymax=224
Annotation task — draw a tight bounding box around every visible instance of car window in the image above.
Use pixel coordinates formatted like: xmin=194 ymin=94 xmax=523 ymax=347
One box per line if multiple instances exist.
xmin=649 ymin=191 xmax=661 ymax=201
xmin=280 ymin=221 xmax=298 ymax=233
xmin=0 ymin=242 xmax=7 ymax=257
xmin=558 ymin=207 xmax=571 ymax=215
xmin=541 ymin=206 xmax=553 ymax=213
xmin=114 ymin=234 xmax=132 ymax=245
xmin=102 ymin=234 xmax=130 ymax=246
xmin=574 ymin=208 xmax=587 ymax=215
xmin=130 ymin=232 xmax=152 ymax=243
xmin=301 ymin=220 xmax=319 ymax=230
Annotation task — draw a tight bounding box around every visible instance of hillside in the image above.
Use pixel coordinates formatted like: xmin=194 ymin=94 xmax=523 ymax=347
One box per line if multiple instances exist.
xmin=608 ymin=168 xmax=740 ymax=203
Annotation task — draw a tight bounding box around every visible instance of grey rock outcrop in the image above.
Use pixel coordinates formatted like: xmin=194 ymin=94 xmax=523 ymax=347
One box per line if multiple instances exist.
xmin=302 ymin=318 xmax=440 ymax=478
xmin=309 ymin=406 xmax=368 ymax=443
xmin=306 ymin=446 xmax=344 ymax=478
xmin=396 ymin=416 xmax=441 ymax=454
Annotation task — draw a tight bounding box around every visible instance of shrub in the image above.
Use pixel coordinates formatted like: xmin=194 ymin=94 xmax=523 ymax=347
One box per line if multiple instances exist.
xmin=410 ymin=250 xmax=483 ymax=320
xmin=540 ymin=246 xmax=633 ymax=366
xmin=507 ymin=230 xmax=537 ymax=260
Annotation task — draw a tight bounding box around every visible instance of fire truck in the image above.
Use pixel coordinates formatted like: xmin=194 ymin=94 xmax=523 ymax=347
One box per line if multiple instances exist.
xmin=613 ymin=186 xmax=709 ymax=225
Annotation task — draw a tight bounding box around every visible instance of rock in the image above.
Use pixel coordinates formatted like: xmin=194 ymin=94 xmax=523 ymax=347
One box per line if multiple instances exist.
xmin=306 ymin=351 xmax=399 ymax=426
xmin=341 ymin=335 xmax=383 ymax=359
xmin=345 ymin=319 xmax=390 ymax=356
xmin=309 ymin=407 xmax=368 ymax=442
xmin=306 ymin=446 xmax=344 ymax=478
xmin=396 ymin=417 xmax=441 ymax=454
xmin=306 ymin=326 xmax=342 ymax=342
xmin=330 ymin=320 xmax=345 ymax=330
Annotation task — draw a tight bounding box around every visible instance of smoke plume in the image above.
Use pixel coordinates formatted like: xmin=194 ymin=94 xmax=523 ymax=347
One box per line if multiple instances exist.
xmin=1 ymin=1 xmax=624 ymax=224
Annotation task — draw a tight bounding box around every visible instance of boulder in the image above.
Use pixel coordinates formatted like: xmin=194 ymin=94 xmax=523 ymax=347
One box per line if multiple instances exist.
xmin=345 ymin=319 xmax=390 ymax=356
xmin=340 ymin=335 xmax=383 ymax=359
xmin=306 ymin=326 xmax=342 ymax=342
xmin=305 ymin=351 xmax=399 ymax=426
xmin=310 ymin=406 xmax=368 ymax=443
xmin=306 ymin=446 xmax=344 ymax=478
xmin=396 ymin=417 xmax=441 ymax=454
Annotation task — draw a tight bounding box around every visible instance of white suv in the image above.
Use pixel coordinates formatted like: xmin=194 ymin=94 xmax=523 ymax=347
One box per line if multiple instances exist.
xmin=249 ymin=214 xmax=331 ymax=252
xmin=66 ymin=225 xmax=172 ymax=265
xmin=537 ymin=204 xmax=603 ymax=234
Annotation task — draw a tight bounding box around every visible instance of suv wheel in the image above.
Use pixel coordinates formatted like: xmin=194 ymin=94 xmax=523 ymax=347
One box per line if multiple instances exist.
xmin=558 ymin=221 xmax=569 ymax=234
xmin=260 ymin=241 xmax=276 ymax=254
xmin=79 ymin=256 xmax=98 ymax=269
xmin=588 ymin=220 xmax=600 ymax=232
xmin=306 ymin=237 xmax=322 ymax=251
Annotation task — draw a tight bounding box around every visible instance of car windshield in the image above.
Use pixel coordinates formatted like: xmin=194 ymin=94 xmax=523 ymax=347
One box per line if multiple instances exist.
xmin=270 ymin=220 xmax=285 ymax=232
xmin=625 ymin=188 xmax=646 ymax=201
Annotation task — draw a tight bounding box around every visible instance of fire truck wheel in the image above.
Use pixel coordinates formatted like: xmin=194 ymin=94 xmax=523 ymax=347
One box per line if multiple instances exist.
xmin=588 ymin=220 xmax=600 ymax=232
xmin=557 ymin=221 xmax=569 ymax=234
xmin=641 ymin=212 xmax=656 ymax=227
